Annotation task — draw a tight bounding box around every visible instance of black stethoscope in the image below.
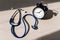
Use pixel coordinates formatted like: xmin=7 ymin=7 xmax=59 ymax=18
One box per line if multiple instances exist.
xmin=9 ymin=2 xmax=48 ymax=38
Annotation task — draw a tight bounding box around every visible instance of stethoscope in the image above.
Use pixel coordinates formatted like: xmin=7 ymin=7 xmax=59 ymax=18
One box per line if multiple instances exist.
xmin=9 ymin=9 xmax=38 ymax=38
xmin=9 ymin=2 xmax=48 ymax=38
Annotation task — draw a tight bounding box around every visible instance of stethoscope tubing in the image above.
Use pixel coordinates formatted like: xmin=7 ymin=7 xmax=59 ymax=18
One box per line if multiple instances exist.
xmin=9 ymin=9 xmax=38 ymax=38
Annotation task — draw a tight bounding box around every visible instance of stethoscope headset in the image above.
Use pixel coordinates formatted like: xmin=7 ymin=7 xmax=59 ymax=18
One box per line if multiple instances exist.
xmin=9 ymin=2 xmax=48 ymax=38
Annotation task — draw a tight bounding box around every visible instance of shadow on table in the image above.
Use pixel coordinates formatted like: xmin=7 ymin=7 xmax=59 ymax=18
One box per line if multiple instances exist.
xmin=0 ymin=0 xmax=60 ymax=11
xmin=41 ymin=9 xmax=58 ymax=20
xmin=35 ymin=30 xmax=60 ymax=40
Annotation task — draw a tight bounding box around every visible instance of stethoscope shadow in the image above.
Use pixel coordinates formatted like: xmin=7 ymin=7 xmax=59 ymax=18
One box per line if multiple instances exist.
xmin=41 ymin=9 xmax=58 ymax=20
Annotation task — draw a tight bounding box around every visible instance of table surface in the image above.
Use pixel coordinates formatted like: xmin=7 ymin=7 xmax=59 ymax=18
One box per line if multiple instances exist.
xmin=0 ymin=2 xmax=60 ymax=40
